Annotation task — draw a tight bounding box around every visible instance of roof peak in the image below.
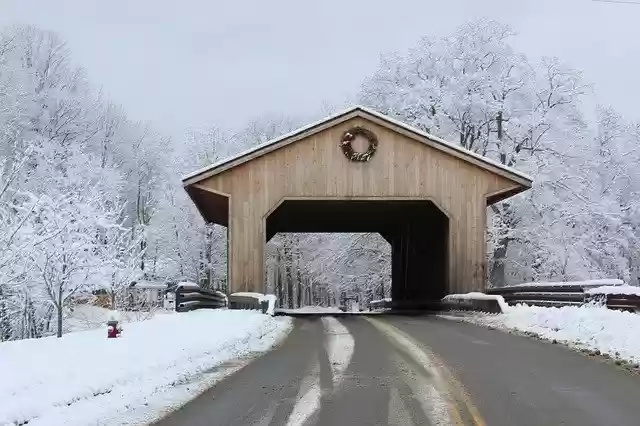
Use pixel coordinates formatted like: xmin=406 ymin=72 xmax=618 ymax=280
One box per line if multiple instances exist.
xmin=182 ymin=105 xmax=533 ymax=187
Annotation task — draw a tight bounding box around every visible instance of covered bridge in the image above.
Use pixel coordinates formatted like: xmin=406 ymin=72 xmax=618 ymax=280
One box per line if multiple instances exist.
xmin=182 ymin=106 xmax=531 ymax=307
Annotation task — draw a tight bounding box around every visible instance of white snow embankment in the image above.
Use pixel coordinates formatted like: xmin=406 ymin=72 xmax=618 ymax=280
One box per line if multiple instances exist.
xmin=585 ymin=285 xmax=640 ymax=296
xmin=0 ymin=310 xmax=292 ymax=426
xmin=442 ymin=292 xmax=509 ymax=312
xmin=461 ymin=305 xmax=640 ymax=365
xmin=278 ymin=306 xmax=344 ymax=314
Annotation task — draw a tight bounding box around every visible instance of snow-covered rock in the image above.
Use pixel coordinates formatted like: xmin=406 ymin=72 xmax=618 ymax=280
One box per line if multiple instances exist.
xmin=0 ymin=310 xmax=292 ymax=426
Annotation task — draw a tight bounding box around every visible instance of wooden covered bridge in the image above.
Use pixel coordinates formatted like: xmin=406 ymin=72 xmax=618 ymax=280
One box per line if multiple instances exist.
xmin=182 ymin=106 xmax=531 ymax=307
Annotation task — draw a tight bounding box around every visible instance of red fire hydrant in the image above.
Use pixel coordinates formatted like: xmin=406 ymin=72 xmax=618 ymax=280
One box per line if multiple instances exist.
xmin=107 ymin=320 xmax=122 ymax=338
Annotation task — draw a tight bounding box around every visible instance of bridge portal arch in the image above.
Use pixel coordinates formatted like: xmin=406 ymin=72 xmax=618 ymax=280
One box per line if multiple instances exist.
xmin=265 ymin=198 xmax=448 ymax=307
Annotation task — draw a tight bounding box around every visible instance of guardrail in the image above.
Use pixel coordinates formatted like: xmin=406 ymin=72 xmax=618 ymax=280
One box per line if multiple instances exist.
xmin=227 ymin=294 xmax=268 ymax=313
xmin=175 ymin=284 xmax=227 ymax=312
xmin=487 ymin=284 xmax=640 ymax=312
xmin=369 ymin=299 xmax=392 ymax=310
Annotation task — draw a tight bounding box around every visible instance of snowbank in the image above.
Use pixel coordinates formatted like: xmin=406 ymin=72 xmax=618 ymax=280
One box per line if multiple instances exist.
xmin=462 ymin=305 xmax=640 ymax=364
xmin=229 ymin=292 xmax=264 ymax=299
xmin=585 ymin=285 xmax=640 ymax=296
xmin=228 ymin=292 xmax=278 ymax=315
xmin=262 ymin=294 xmax=277 ymax=315
xmin=442 ymin=292 xmax=509 ymax=313
xmin=510 ymin=279 xmax=624 ymax=288
xmin=278 ymin=306 xmax=344 ymax=314
xmin=1 ymin=310 xmax=292 ymax=426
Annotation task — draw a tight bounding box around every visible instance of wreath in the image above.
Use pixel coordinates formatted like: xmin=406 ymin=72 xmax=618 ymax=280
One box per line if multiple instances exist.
xmin=339 ymin=127 xmax=378 ymax=162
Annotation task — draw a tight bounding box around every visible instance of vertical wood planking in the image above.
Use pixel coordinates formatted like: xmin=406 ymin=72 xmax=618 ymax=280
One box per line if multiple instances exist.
xmin=202 ymin=117 xmax=520 ymax=294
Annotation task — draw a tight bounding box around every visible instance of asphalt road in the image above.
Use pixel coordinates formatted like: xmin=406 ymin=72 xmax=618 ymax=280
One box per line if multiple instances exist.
xmin=154 ymin=315 xmax=640 ymax=426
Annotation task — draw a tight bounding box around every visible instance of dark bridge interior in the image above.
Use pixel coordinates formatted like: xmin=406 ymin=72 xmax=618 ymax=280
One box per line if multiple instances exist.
xmin=266 ymin=200 xmax=448 ymax=308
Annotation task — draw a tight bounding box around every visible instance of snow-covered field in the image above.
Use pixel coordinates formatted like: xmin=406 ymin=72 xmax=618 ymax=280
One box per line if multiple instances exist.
xmin=1 ymin=310 xmax=292 ymax=426
xmin=456 ymin=305 xmax=640 ymax=365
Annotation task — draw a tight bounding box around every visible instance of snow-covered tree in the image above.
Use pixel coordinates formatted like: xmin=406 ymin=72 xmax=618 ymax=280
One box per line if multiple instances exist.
xmin=360 ymin=19 xmax=590 ymax=286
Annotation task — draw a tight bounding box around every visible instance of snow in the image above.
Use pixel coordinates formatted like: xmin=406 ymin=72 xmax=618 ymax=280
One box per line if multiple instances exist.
xmin=0 ymin=310 xmax=292 ymax=426
xmin=321 ymin=317 xmax=354 ymax=388
xmin=458 ymin=305 xmax=640 ymax=365
xmin=227 ymin=293 xmax=278 ymax=314
xmin=64 ymin=304 xmax=173 ymax=333
xmin=509 ymin=279 xmax=624 ymax=288
xmin=285 ymin=361 xmax=321 ymax=426
xmin=131 ymin=281 xmax=168 ymax=289
xmin=229 ymin=292 xmax=265 ymax=299
xmin=370 ymin=298 xmax=392 ymax=304
xmin=585 ymin=285 xmax=640 ymax=296
xmin=443 ymin=292 xmax=509 ymax=312
xmin=176 ymin=281 xmax=200 ymax=289
xmin=262 ymin=294 xmax=277 ymax=315
xmin=278 ymin=306 xmax=344 ymax=314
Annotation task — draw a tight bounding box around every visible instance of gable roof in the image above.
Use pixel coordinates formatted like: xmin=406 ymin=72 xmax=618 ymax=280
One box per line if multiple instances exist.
xmin=182 ymin=105 xmax=533 ymax=188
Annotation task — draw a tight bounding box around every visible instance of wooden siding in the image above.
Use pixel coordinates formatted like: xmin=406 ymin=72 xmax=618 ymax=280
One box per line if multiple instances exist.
xmin=198 ymin=116 xmax=519 ymax=294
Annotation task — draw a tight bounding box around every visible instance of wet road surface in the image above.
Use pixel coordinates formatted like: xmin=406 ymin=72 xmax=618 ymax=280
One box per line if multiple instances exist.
xmin=155 ymin=315 xmax=640 ymax=426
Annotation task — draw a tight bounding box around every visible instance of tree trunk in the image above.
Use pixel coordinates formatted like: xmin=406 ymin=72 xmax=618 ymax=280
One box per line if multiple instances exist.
xmin=275 ymin=251 xmax=283 ymax=307
xmin=56 ymin=304 xmax=63 ymax=338
xmin=489 ymin=237 xmax=509 ymax=287
xmin=296 ymin=269 xmax=302 ymax=308
xmin=285 ymin=239 xmax=293 ymax=309
xmin=206 ymin=226 xmax=213 ymax=289
xmin=110 ymin=288 xmax=116 ymax=310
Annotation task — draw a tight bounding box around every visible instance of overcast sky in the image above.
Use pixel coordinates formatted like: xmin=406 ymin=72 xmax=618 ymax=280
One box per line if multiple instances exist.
xmin=2 ymin=0 xmax=639 ymax=139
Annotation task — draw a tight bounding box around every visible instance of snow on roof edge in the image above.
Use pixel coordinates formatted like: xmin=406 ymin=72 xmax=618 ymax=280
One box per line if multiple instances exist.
xmin=181 ymin=105 xmax=533 ymax=185
xmin=181 ymin=106 xmax=359 ymax=184
xmin=359 ymin=106 xmax=533 ymax=183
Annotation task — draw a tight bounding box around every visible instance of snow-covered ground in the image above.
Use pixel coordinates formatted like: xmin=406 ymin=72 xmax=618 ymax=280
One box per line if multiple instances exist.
xmin=1 ymin=310 xmax=292 ymax=426
xmin=454 ymin=305 xmax=640 ymax=365
xmin=63 ymin=304 xmax=173 ymax=333
xmin=278 ymin=306 xmax=344 ymax=314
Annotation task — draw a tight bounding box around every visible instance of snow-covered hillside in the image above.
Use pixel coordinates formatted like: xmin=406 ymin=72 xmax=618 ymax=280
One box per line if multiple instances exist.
xmin=0 ymin=310 xmax=292 ymax=426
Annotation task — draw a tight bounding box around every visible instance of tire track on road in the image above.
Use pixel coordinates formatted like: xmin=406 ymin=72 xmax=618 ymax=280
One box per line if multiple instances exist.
xmin=365 ymin=316 xmax=486 ymax=426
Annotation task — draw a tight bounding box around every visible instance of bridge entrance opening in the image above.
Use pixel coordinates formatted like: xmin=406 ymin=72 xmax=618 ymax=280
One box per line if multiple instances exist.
xmin=265 ymin=232 xmax=391 ymax=310
xmin=265 ymin=199 xmax=448 ymax=309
